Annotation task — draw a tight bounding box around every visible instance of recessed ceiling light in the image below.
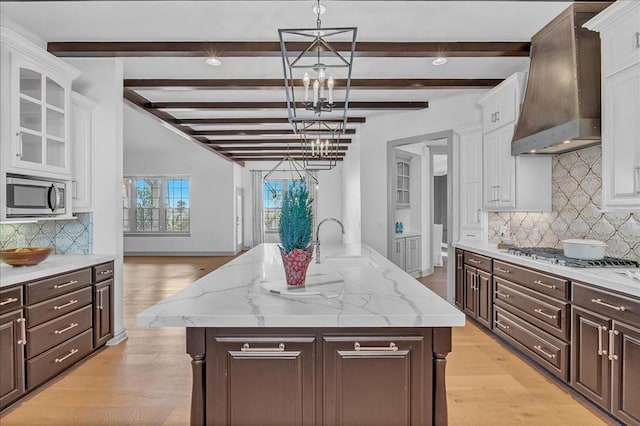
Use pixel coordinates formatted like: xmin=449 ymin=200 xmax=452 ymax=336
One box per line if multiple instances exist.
xmin=312 ymin=3 xmax=326 ymax=15
xmin=530 ymin=149 xmax=537 ymax=153
xmin=432 ymin=57 xmax=448 ymax=66
xmin=205 ymin=57 xmax=222 ymax=67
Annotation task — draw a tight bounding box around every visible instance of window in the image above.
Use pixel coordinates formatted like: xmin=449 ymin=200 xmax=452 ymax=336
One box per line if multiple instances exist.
xmin=263 ymin=180 xmax=299 ymax=232
xmin=123 ymin=177 xmax=190 ymax=234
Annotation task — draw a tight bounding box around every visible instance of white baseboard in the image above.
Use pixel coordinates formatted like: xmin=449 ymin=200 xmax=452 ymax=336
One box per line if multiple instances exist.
xmin=106 ymin=328 xmax=128 ymax=346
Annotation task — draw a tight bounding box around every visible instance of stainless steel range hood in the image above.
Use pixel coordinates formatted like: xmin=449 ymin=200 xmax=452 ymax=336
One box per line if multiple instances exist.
xmin=512 ymin=2 xmax=610 ymax=155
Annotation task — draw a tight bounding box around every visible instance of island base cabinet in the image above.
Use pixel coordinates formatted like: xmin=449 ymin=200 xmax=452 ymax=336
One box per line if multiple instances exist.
xmin=93 ymin=279 xmax=114 ymax=348
xmin=0 ymin=310 xmax=25 ymax=410
xmin=323 ymin=335 xmax=427 ymax=426
xmin=207 ymin=335 xmax=316 ymax=426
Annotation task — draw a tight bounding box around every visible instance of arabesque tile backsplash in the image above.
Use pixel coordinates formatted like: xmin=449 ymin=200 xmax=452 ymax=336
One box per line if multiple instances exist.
xmin=489 ymin=146 xmax=640 ymax=261
xmin=0 ymin=213 xmax=93 ymax=255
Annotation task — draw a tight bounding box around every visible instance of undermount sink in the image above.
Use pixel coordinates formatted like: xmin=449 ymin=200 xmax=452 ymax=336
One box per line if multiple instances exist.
xmin=324 ymin=256 xmax=380 ymax=269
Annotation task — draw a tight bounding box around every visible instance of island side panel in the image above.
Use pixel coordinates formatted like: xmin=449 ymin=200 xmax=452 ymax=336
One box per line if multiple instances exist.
xmin=433 ymin=327 xmax=453 ymax=426
xmin=186 ymin=327 xmax=206 ymax=426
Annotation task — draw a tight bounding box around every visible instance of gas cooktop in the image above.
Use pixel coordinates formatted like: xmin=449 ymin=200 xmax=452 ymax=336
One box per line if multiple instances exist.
xmin=507 ymin=247 xmax=640 ymax=268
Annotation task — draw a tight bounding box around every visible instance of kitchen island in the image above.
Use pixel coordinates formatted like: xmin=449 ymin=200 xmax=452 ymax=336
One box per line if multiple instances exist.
xmin=138 ymin=243 xmax=465 ymax=425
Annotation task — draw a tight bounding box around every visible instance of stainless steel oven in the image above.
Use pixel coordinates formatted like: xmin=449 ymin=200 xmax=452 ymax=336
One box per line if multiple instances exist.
xmin=6 ymin=175 xmax=67 ymax=217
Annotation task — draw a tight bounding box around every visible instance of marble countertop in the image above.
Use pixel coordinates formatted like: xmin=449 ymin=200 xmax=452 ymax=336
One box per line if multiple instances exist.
xmin=0 ymin=254 xmax=117 ymax=288
xmin=137 ymin=243 xmax=465 ymax=328
xmin=454 ymin=241 xmax=640 ymax=299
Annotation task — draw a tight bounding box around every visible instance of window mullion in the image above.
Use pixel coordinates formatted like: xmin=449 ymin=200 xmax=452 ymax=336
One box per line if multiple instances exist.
xmin=159 ymin=177 xmax=167 ymax=232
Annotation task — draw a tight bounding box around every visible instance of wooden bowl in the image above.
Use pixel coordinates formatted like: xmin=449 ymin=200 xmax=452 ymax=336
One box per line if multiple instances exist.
xmin=0 ymin=247 xmax=53 ymax=266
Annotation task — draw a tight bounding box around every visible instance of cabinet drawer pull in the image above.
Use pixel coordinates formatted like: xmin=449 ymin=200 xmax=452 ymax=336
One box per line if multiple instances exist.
xmin=55 ymin=348 xmax=79 ymax=363
xmin=495 ymin=266 xmax=511 ymax=274
xmin=241 ymin=343 xmax=285 ymax=352
xmin=495 ymin=290 xmax=511 ymax=299
xmin=533 ymin=280 xmax=556 ymax=289
xmin=99 ymin=269 xmax=113 ymax=275
xmin=495 ymin=320 xmax=510 ymax=330
xmin=533 ymin=345 xmax=556 ymax=359
xmin=533 ymin=308 xmax=557 ymax=320
xmin=354 ymin=342 xmax=398 ymax=352
xmin=0 ymin=297 xmax=18 ymax=306
xmin=468 ymin=259 xmax=481 ymax=265
xmin=54 ymin=299 xmax=78 ymax=310
xmin=17 ymin=318 xmax=26 ymax=345
xmin=591 ymin=298 xmax=626 ymax=312
xmin=54 ymin=280 xmax=78 ymax=289
xmin=608 ymin=329 xmax=619 ymax=361
xmin=54 ymin=322 xmax=79 ymax=335
xmin=597 ymin=325 xmax=608 ymax=356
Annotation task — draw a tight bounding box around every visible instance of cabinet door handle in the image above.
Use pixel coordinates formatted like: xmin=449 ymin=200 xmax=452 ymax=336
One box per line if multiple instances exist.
xmin=495 ymin=266 xmax=511 ymax=274
xmin=54 ymin=299 xmax=78 ymax=310
xmin=17 ymin=318 xmax=26 ymax=345
xmin=533 ymin=345 xmax=556 ymax=359
xmin=636 ymin=31 xmax=640 ymax=49
xmin=495 ymin=290 xmax=510 ymax=299
xmin=354 ymin=342 xmax=398 ymax=352
xmin=54 ymin=280 xmax=79 ymax=289
xmin=495 ymin=111 xmax=500 ymax=122
xmin=495 ymin=320 xmax=510 ymax=330
xmin=54 ymin=322 xmax=79 ymax=335
xmin=241 ymin=343 xmax=285 ymax=352
xmin=72 ymin=180 xmax=78 ymax=199
xmin=608 ymin=329 xmax=619 ymax=361
xmin=591 ymin=298 xmax=626 ymax=312
xmin=0 ymin=297 xmax=18 ymax=306
xmin=98 ymin=291 xmax=103 ymax=310
xmin=533 ymin=280 xmax=556 ymax=290
xmin=533 ymin=308 xmax=557 ymax=320
xmin=16 ymin=132 xmax=23 ymax=158
xmin=597 ymin=325 xmax=608 ymax=356
xmin=55 ymin=348 xmax=79 ymax=364
xmin=634 ymin=167 xmax=640 ymax=194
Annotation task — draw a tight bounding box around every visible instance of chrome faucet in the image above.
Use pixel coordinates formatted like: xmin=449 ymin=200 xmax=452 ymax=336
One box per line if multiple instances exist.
xmin=314 ymin=218 xmax=345 ymax=263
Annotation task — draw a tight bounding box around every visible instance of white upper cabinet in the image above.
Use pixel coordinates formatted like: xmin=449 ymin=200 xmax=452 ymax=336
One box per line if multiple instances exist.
xmin=456 ymin=126 xmax=484 ymax=241
xmin=0 ymin=27 xmax=80 ymax=180
xmin=585 ymin=2 xmax=640 ymax=212
xmin=479 ymin=72 xmax=552 ymax=212
xmin=395 ymin=154 xmax=411 ymax=209
xmin=71 ymin=92 xmax=97 ymax=212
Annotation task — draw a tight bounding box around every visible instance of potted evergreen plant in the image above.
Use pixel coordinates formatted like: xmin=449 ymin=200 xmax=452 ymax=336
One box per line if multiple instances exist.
xmin=278 ymin=180 xmax=314 ymax=288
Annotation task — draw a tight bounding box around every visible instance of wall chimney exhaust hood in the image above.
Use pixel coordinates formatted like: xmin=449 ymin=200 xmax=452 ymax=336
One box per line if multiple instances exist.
xmin=512 ymin=2 xmax=610 ymax=156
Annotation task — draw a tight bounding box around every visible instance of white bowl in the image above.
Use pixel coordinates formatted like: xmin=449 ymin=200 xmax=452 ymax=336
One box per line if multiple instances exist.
xmin=561 ymin=239 xmax=607 ymax=260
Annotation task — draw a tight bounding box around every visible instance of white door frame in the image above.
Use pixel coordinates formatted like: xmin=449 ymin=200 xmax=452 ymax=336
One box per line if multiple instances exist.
xmin=235 ymin=187 xmax=244 ymax=253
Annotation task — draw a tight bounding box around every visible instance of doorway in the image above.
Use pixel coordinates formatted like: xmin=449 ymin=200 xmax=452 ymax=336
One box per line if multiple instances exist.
xmin=235 ymin=188 xmax=243 ymax=252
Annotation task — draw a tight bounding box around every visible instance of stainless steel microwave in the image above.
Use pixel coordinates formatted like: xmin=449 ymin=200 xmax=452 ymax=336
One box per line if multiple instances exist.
xmin=6 ymin=175 xmax=67 ymax=217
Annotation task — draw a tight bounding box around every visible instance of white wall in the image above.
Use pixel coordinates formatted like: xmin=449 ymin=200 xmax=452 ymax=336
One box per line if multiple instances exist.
xmin=65 ymin=57 xmax=126 ymax=345
xmin=123 ymin=104 xmax=237 ymax=255
xmin=341 ymin=135 xmax=361 ymax=244
xmin=359 ymin=92 xmax=484 ymax=257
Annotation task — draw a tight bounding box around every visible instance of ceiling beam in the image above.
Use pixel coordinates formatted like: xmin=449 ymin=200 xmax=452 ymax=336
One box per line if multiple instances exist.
xmin=176 ymin=117 xmax=366 ymax=125
xmin=192 ymin=128 xmax=356 ymax=136
xmin=217 ymin=146 xmax=349 ymax=152
xmin=151 ymin=101 xmax=428 ymax=110
xmin=48 ymin=41 xmax=530 ymax=58
xmin=125 ymin=78 xmax=503 ymax=90
xmin=208 ymin=139 xmax=351 ymax=145
xmin=228 ymin=157 xmax=344 ymax=162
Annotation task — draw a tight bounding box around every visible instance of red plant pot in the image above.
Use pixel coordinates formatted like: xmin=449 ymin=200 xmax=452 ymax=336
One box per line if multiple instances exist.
xmin=279 ymin=245 xmax=314 ymax=288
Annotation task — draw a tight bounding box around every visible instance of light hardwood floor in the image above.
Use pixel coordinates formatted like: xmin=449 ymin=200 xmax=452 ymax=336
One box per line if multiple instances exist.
xmin=1 ymin=256 xmax=615 ymax=425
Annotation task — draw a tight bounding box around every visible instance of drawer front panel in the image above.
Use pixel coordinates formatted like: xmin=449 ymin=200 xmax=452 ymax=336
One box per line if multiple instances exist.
xmin=26 ymin=329 xmax=93 ymax=390
xmin=27 ymin=287 xmax=92 ymax=328
xmin=93 ymin=262 xmax=114 ymax=283
xmin=493 ymin=260 xmax=569 ymax=301
xmin=494 ymin=277 xmax=569 ymax=341
xmin=26 ymin=269 xmax=92 ymax=304
xmin=26 ymin=305 xmax=92 ymax=359
xmin=494 ymin=307 xmax=569 ymax=381
xmin=464 ymin=252 xmax=492 ymax=273
xmin=0 ymin=286 xmax=23 ymax=314
xmin=573 ymin=282 xmax=640 ymax=328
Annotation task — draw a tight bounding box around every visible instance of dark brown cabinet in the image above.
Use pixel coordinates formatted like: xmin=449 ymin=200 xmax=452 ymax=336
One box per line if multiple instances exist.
xmin=611 ymin=321 xmax=640 ymax=425
xmin=93 ymin=278 xmax=113 ymax=348
xmin=207 ymin=336 xmax=316 ymax=425
xmin=0 ymin=309 xmax=25 ymax=409
xmin=463 ymin=265 xmax=492 ymax=329
xmin=454 ymin=249 xmax=464 ymax=308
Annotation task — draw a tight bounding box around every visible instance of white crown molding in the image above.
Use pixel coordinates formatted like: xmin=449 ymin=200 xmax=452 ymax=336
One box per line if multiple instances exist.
xmin=478 ymin=71 xmax=526 ymax=105
xmin=0 ymin=26 xmax=80 ymax=80
xmin=584 ymin=1 xmax=638 ymax=32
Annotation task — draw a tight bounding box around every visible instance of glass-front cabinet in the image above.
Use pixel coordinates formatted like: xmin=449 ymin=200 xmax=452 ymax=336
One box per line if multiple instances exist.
xmin=12 ymin=56 xmax=71 ymax=175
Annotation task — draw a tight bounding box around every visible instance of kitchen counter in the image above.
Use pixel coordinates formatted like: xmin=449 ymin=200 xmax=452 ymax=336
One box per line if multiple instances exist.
xmin=0 ymin=254 xmax=117 ymax=288
xmin=455 ymin=241 xmax=640 ymax=298
xmin=394 ymin=230 xmax=421 ymax=238
xmin=137 ymin=242 xmax=464 ymax=328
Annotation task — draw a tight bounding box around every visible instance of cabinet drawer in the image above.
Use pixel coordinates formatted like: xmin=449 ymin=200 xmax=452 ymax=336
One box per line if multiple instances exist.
xmin=494 ymin=306 xmax=569 ymax=381
xmin=0 ymin=286 xmax=23 ymax=314
xmin=493 ymin=260 xmax=569 ymax=301
xmin=494 ymin=277 xmax=569 ymax=341
xmin=464 ymin=252 xmax=492 ymax=273
xmin=26 ymin=305 xmax=92 ymax=359
xmin=93 ymin=262 xmax=114 ymax=283
xmin=27 ymin=287 xmax=92 ymax=328
xmin=26 ymin=328 xmax=93 ymax=390
xmin=572 ymin=282 xmax=640 ymax=328
xmin=26 ymin=269 xmax=92 ymax=304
